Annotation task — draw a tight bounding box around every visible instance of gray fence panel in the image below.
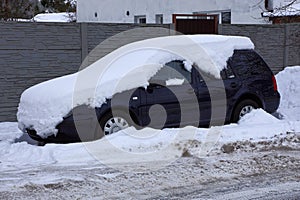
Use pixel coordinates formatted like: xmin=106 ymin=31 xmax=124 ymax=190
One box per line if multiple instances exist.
xmin=0 ymin=22 xmax=82 ymax=121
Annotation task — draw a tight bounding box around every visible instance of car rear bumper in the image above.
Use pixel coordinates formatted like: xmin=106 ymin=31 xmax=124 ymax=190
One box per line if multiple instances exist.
xmin=264 ymin=92 xmax=280 ymax=113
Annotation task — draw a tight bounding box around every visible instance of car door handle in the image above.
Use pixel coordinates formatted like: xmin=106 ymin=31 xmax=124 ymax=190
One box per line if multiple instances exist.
xmin=230 ymin=82 xmax=238 ymax=88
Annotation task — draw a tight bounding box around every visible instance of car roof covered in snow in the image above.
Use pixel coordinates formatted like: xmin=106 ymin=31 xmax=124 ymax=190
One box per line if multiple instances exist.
xmin=94 ymin=34 xmax=254 ymax=79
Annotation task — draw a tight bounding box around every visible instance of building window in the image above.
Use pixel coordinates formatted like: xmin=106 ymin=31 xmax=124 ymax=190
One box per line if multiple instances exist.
xmin=134 ymin=15 xmax=146 ymax=24
xmin=221 ymin=12 xmax=231 ymax=24
xmin=156 ymin=14 xmax=163 ymax=24
xmin=193 ymin=10 xmax=231 ymax=24
xmin=265 ymin=0 xmax=274 ymax=12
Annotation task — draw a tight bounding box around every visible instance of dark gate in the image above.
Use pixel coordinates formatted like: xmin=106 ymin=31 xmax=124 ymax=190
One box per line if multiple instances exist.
xmin=173 ymin=14 xmax=219 ymax=34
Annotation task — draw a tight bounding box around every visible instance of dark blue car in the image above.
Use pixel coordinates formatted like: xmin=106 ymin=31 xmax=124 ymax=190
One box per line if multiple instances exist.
xmin=26 ymin=49 xmax=280 ymax=143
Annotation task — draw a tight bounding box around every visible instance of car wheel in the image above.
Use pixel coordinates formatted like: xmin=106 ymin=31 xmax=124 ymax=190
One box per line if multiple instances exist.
xmin=232 ymin=99 xmax=259 ymax=122
xmin=99 ymin=111 xmax=131 ymax=135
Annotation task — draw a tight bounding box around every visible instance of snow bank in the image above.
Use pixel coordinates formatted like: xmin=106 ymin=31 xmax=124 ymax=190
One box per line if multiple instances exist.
xmin=32 ymin=12 xmax=76 ymax=22
xmin=276 ymin=66 xmax=300 ymax=121
xmin=2 ymin=111 xmax=300 ymax=171
xmin=238 ymin=109 xmax=280 ymax=125
xmin=17 ymin=35 xmax=254 ymax=138
xmin=0 ymin=122 xmax=23 ymax=143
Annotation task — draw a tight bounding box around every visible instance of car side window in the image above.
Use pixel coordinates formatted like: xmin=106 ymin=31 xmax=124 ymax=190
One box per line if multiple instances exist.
xmin=150 ymin=60 xmax=192 ymax=84
xmin=230 ymin=50 xmax=271 ymax=78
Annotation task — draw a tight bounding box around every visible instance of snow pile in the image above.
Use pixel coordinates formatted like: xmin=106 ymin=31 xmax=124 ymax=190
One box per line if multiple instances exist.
xmin=219 ymin=110 xmax=288 ymax=144
xmin=1 ymin=110 xmax=300 ymax=171
xmin=276 ymin=66 xmax=300 ymax=120
xmin=17 ymin=35 xmax=254 ymax=138
xmin=238 ymin=109 xmax=280 ymax=125
xmin=0 ymin=122 xmax=23 ymax=143
xmin=32 ymin=12 xmax=76 ymax=22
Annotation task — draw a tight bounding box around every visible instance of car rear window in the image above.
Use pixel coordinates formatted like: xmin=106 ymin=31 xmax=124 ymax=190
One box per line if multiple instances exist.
xmin=229 ymin=50 xmax=272 ymax=78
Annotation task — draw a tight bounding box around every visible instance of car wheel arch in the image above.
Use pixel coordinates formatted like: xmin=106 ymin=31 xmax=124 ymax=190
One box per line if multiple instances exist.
xmin=230 ymin=93 xmax=264 ymax=121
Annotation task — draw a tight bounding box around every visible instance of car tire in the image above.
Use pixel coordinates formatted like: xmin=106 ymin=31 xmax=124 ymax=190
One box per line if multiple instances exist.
xmin=99 ymin=111 xmax=132 ymax=136
xmin=231 ymin=99 xmax=259 ymax=123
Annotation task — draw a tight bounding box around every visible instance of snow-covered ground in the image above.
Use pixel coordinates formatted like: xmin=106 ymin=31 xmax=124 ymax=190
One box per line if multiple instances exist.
xmin=0 ymin=66 xmax=300 ymax=199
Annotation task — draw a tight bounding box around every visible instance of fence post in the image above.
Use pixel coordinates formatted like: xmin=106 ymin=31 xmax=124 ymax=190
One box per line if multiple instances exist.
xmin=80 ymin=23 xmax=88 ymax=63
xmin=283 ymin=24 xmax=289 ymax=70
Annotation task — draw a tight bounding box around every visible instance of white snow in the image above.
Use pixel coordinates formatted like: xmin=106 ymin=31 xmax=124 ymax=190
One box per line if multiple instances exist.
xmin=32 ymin=12 xmax=76 ymax=22
xmin=188 ymin=35 xmax=254 ymax=73
xmin=0 ymin=122 xmax=23 ymax=143
xmin=165 ymin=78 xmax=185 ymax=86
xmin=17 ymin=35 xmax=254 ymax=138
xmin=276 ymin=66 xmax=300 ymax=120
xmin=238 ymin=108 xmax=280 ymax=125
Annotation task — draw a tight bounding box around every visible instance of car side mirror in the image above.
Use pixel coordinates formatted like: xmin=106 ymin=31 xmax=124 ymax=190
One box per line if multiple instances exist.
xmin=146 ymin=84 xmax=154 ymax=93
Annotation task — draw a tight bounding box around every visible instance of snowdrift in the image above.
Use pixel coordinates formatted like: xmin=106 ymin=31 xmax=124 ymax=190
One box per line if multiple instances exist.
xmin=276 ymin=66 xmax=300 ymax=120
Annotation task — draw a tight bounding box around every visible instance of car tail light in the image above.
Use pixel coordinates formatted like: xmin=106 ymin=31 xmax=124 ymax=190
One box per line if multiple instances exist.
xmin=272 ymin=75 xmax=278 ymax=92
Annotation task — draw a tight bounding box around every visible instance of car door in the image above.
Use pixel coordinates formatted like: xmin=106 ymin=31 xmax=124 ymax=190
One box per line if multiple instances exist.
xmin=139 ymin=60 xmax=199 ymax=129
xmin=221 ymin=60 xmax=243 ymax=122
xmin=192 ymin=70 xmax=212 ymax=126
xmin=194 ymin=66 xmax=241 ymax=126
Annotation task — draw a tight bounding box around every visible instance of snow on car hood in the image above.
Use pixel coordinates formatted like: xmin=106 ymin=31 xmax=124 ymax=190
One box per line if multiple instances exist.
xmin=17 ymin=35 xmax=254 ymax=138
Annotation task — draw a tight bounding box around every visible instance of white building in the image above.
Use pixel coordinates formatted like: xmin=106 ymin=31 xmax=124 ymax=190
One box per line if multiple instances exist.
xmin=77 ymin=0 xmax=293 ymax=24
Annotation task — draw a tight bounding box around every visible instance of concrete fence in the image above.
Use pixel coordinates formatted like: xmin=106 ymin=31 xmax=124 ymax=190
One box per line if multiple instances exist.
xmin=0 ymin=22 xmax=299 ymax=121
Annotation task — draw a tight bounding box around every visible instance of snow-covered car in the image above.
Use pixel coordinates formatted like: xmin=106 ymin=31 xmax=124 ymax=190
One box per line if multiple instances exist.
xmin=17 ymin=35 xmax=280 ymax=143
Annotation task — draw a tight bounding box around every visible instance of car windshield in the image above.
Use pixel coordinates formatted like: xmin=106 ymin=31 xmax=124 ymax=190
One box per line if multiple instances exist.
xmin=150 ymin=60 xmax=192 ymax=85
